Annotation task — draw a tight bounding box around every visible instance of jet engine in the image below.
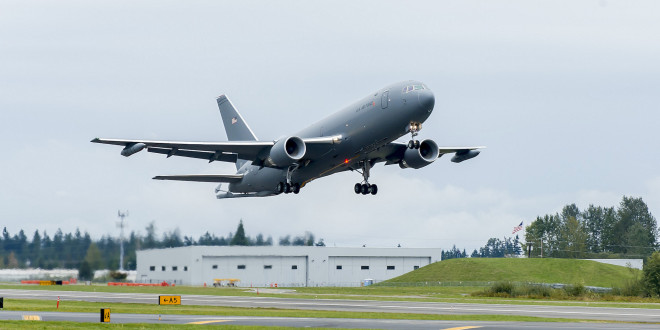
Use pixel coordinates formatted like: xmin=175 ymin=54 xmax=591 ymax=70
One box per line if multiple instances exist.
xmin=268 ymin=136 xmax=306 ymax=167
xmin=399 ymin=139 xmax=439 ymax=169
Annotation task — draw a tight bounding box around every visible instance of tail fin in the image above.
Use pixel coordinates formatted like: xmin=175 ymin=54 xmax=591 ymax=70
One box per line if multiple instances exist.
xmin=216 ymin=95 xmax=257 ymax=170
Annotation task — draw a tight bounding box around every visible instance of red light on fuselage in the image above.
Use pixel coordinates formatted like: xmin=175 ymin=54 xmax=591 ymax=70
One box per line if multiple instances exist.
xmin=344 ymin=159 xmax=349 ymax=164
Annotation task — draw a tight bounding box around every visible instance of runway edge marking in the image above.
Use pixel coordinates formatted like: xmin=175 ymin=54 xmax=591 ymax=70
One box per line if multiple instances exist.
xmin=187 ymin=320 xmax=230 ymax=325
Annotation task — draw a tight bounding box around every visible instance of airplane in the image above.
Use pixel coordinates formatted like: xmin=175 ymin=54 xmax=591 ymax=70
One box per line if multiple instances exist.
xmin=92 ymin=80 xmax=483 ymax=199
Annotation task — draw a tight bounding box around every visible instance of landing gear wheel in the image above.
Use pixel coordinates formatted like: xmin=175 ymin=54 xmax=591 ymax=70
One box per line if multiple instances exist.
xmin=361 ymin=183 xmax=370 ymax=195
xmin=292 ymin=183 xmax=300 ymax=194
xmin=284 ymin=183 xmax=291 ymax=194
xmin=276 ymin=182 xmax=284 ymax=193
xmin=370 ymin=184 xmax=378 ymax=195
xmin=354 ymin=183 xmax=362 ymax=194
xmin=408 ymin=140 xmax=415 ymax=149
xmin=414 ymin=140 xmax=420 ymax=149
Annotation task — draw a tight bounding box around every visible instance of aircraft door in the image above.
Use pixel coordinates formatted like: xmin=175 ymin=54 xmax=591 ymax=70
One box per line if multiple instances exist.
xmin=381 ymin=91 xmax=389 ymax=109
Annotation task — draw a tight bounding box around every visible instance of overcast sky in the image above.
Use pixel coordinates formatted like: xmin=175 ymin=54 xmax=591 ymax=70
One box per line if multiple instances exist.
xmin=1 ymin=0 xmax=659 ymax=251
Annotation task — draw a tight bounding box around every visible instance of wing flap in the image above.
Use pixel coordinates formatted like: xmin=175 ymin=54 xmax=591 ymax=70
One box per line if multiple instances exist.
xmin=147 ymin=147 xmax=238 ymax=163
xmin=153 ymin=174 xmax=244 ymax=183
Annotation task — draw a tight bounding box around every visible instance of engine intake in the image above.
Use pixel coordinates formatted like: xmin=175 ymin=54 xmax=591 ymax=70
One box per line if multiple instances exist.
xmin=268 ymin=136 xmax=306 ymax=167
xmin=399 ymin=139 xmax=439 ymax=169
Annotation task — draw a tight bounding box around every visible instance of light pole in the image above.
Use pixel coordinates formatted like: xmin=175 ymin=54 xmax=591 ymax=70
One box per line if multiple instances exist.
xmin=117 ymin=210 xmax=128 ymax=271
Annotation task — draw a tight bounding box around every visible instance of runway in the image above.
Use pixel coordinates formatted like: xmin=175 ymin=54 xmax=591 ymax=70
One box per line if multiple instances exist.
xmin=0 ymin=288 xmax=659 ymax=329
xmin=1 ymin=289 xmax=659 ymax=323
xmin=0 ymin=310 xmax=657 ymax=329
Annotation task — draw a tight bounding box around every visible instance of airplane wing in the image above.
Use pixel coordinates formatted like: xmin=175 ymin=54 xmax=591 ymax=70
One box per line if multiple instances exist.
xmin=373 ymin=142 xmax=485 ymax=165
xmin=153 ymin=174 xmax=244 ymax=183
xmin=91 ymin=138 xmax=273 ymax=160
xmin=91 ymin=135 xmax=342 ymax=166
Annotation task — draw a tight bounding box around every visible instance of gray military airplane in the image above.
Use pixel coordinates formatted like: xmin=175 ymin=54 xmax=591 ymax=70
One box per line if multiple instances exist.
xmin=92 ymin=80 xmax=483 ymax=198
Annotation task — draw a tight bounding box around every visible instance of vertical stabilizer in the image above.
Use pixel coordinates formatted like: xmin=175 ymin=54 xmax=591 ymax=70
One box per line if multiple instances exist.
xmin=216 ymin=95 xmax=257 ymax=169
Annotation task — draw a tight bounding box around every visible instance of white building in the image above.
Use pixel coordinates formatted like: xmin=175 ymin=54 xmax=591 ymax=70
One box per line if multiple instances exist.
xmin=136 ymin=246 xmax=442 ymax=287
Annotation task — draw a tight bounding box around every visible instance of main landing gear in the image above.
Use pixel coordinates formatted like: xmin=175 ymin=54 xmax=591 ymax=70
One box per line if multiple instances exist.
xmin=407 ymin=122 xmax=422 ymax=149
xmin=353 ymin=160 xmax=378 ymax=195
xmin=277 ymin=182 xmax=300 ymax=194
xmin=277 ymin=164 xmax=300 ymax=194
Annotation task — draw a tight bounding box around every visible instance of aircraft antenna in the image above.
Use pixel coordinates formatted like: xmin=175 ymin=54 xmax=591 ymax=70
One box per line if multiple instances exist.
xmin=117 ymin=210 xmax=129 ymax=271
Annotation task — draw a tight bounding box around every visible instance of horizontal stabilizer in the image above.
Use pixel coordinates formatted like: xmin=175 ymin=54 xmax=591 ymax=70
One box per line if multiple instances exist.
xmin=153 ymin=174 xmax=243 ymax=183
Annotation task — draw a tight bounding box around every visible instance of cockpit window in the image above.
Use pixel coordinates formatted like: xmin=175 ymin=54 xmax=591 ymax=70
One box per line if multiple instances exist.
xmin=402 ymin=84 xmax=425 ymax=93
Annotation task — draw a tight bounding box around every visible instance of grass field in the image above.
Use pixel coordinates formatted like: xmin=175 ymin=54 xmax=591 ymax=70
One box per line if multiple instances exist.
xmin=383 ymin=258 xmax=640 ymax=288
xmin=0 ymin=321 xmax=323 ymax=329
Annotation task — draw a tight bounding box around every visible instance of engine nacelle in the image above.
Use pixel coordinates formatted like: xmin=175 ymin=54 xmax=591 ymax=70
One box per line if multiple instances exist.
xmin=268 ymin=136 xmax=306 ymax=167
xmin=120 ymin=143 xmax=146 ymax=157
xmin=399 ymin=139 xmax=439 ymax=169
xmin=451 ymin=150 xmax=480 ymax=163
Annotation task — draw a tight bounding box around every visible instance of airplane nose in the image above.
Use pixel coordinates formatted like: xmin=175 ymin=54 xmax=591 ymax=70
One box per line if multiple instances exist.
xmin=418 ymin=90 xmax=435 ymax=112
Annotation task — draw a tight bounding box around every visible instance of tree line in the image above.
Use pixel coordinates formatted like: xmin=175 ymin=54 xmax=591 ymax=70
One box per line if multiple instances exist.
xmin=0 ymin=220 xmax=323 ymax=271
xmin=525 ymin=196 xmax=657 ymax=258
xmin=442 ymin=196 xmax=658 ymax=261
xmin=442 ymin=236 xmax=523 ymax=260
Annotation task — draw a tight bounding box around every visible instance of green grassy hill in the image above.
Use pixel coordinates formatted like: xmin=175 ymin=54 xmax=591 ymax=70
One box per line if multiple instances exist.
xmin=385 ymin=258 xmax=639 ymax=288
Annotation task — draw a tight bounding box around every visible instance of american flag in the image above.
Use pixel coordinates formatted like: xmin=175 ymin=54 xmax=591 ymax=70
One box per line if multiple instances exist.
xmin=512 ymin=221 xmax=523 ymax=234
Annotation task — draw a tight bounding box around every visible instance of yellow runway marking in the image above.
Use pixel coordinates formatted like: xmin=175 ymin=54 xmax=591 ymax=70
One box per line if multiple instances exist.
xmin=187 ymin=319 xmax=230 ymax=325
xmin=441 ymin=327 xmax=482 ymax=330
xmin=22 ymin=315 xmax=42 ymax=321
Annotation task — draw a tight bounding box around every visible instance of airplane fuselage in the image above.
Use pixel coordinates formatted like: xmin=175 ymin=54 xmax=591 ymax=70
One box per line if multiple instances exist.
xmin=229 ymin=80 xmax=435 ymax=194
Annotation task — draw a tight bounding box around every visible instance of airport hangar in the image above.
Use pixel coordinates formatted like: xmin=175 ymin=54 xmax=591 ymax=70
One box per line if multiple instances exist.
xmin=136 ymin=246 xmax=442 ymax=287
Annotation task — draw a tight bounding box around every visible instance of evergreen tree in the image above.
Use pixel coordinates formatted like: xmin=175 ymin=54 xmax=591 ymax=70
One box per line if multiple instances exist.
xmin=143 ymin=222 xmax=158 ymax=249
xmin=441 ymin=245 xmax=467 ymax=260
xmin=78 ymin=260 xmax=93 ymax=281
xmin=617 ymin=196 xmax=658 ymax=254
xmin=292 ymin=235 xmax=306 ymax=246
xmin=305 ymin=232 xmax=315 ymax=246
xmin=14 ymin=230 xmax=28 ymax=267
xmin=582 ymin=205 xmax=605 ymax=253
xmin=559 ymin=216 xmax=588 ymax=258
xmin=230 ymin=220 xmax=249 ymax=246
xmin=279 ymin=235 xmax=291 ymax=246
xmin=255 ymin=233 xmax=265 ymax=246
xmin=643 ymin=252 xmax=660 ymax=297
xmin=29 ymin=230 xmax=42 ymax=267
xmin=84 ymin=243 xmax=103 ymax=271
xmin=7 ymin=251 xmax=19 ymax=268
xmin=162 ymin=228 xmax=183 ymax=248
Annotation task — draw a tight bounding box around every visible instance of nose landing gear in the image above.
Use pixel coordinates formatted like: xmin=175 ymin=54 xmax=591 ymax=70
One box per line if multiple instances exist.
xmin=407 ymin=122 xmax=422 ymax=149
xmin=353 ymin=160 xmax=378 ymax=196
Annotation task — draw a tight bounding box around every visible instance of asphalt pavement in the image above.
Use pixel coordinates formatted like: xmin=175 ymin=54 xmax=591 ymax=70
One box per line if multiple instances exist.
xmin=0 ymin=310 xmax=658 ymax=329
xmin=1 ymin=288 xmax=659 ymax=329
